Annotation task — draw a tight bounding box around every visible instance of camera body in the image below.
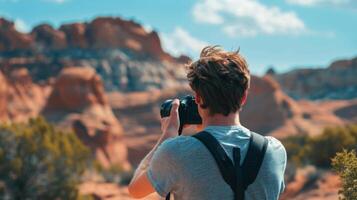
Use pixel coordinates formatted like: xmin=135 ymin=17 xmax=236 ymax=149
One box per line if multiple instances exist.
xmin=160 ymin=95 xmax=202 ymax=125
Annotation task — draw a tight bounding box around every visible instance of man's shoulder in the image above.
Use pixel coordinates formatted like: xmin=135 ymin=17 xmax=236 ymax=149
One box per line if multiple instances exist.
xmin=262 ymin=136 xmax=287 ymax=167
xmin=160 ymin=135 xmax=200 ymax=149
xmin=264 ymin=136 xmax=286 ymax=153
xmin=158 ymin=136 xmax=202 ymax=156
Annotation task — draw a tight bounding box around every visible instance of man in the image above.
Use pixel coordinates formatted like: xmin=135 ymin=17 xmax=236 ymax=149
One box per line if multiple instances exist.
xmin=128 ymin=46 xmax=287 ymax=200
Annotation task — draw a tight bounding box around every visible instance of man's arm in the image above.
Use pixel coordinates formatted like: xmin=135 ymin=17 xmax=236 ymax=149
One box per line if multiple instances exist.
xmin=128 ymin=134 xmax=170 ymax=198
xmin=128 ymin=99 xmax=180 ymax=198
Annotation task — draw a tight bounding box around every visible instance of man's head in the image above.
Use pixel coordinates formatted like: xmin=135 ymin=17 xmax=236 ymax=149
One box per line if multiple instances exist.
xmin=187 ymin=46 xmax=250 ymax=117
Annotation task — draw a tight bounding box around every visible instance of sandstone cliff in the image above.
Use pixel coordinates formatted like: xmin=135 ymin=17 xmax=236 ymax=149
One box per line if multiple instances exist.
xmin=0 ymin=17 xmax=188 ymax=92
xmin=0 ymin=68 xmax=49 ymax=122
xmin=272 ymin=56 xmax=357 ymax=100
xmin=241 ymin=75 xmax=300 ymax=134
xmin=0 ymin=18 xmax=33 ymax=51
xmin=42 ymin=67 xmax=130 ymax=170
xmin=0 ymin=72 xmax=8 ymax=120
xmin=242 ymin=75 xmax=354 ymax=137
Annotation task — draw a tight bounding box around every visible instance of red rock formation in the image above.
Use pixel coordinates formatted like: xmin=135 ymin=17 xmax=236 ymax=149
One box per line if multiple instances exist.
xmin=0 ymin=18 xmax=33 ymax=51
xmin=0 ymin=17 xmax=176 ymax=62
xmin=281 ymin=167 xmax=340 ymax=200
xmin=31 ymin=24 xmax=67 ymax=50
xmin=72 ymin=118 xmax=130 ymax=170
xmin=43 ymin=67 xmax=129 ymax=170
xmin=85 ymin=17 xmax=172 ymax=60
xmin=45 ymin=67 xmax=107 ymax=112
xmin=0 ymin=68 xmax=48 ymax=122
xmin=59 ymin=23 xmax=88 ymax=48
xmin=0 ymin=17 xmax=189 ymax=92
xmin=176 ymin=55 xmax=192 ymax=64
xmin=241 ymin=75 xmax=299 ymax=134
xmin=272 ymin=56 xmax=357 ymax=100
xmin=241 ymin=75 xmax=351 ymax=137
xmin=329 ymin=57 xmax=356 ymax=70
xmin=334 ymin=102 xmax=357 ymax=122
xmin=0 ymin=71 xmax=8 ymax=120
xmin=86 ymin=17 xmax=130 ymax=49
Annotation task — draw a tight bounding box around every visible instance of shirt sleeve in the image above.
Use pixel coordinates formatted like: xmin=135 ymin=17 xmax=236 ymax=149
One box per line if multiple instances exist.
xmin=280 ymin=144 xmax=287 ymax=194
xmin=270 ymin=136 xmax=287 ymax=194
xmin=265 ymin=136 xmax=287 ymax=195
xmin=147 ymin=138 xmax=181 ymax=197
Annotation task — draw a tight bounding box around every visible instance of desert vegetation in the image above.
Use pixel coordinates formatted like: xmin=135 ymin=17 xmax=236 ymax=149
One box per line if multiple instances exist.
xmin=282 ymin=124 xmax=357 ymax=168
xmin=0 ymin=117 xmax=93 ymax=199
xmin=332 ymin=150 xmax=357 ymax=200
xmin=281 ymin=124 xmax=357 ymax=199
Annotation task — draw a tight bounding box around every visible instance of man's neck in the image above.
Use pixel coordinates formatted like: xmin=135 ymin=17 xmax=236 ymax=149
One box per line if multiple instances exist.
xmin=202 ymin=112 xmax=241 ymax=128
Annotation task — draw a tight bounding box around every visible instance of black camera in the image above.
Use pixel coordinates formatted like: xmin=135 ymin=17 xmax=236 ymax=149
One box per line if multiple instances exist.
xmin=160 ymin=95 xmax=202 ymax=125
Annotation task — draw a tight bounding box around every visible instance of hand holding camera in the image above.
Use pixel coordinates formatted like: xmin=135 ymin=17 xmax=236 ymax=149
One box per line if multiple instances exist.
xmin=160 ymin=99 xmax=180 ymax=138
xmin=160 ymin=96 xmax=202 ymax=136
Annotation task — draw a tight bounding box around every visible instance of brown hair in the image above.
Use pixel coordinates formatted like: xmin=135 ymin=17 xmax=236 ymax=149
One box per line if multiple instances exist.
xmin=187 ymin=46 xmax=250 ymax=116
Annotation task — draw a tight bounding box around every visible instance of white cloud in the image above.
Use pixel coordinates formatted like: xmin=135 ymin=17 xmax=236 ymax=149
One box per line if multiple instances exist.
xmin=192 ymin=0 xmax=307 ymax=37
xmin=143 ymin=24 xmax=153 ymax=33
xmin=14 ymin=18 xmax=30 ymax=33
xmin=286 ymin=0 xmax=351 ymax=6
xmin=223 ymin=25 xmax=258 ymax=37
xmin=159 ymin=27 xmax=208 ymax=58
xmin=193 ymin=0 xmax=224 ymax=24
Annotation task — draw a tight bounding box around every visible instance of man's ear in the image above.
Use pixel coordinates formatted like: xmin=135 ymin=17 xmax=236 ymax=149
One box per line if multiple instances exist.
xmin=241 ymin=90 xmax=248 ymax=106
xmin=194 ymin=92 xmax=202 ymax=105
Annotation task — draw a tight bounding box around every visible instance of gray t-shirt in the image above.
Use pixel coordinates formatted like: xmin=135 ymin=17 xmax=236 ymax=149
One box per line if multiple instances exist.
xmin=147 ymin=125 xmax=287 ymax=200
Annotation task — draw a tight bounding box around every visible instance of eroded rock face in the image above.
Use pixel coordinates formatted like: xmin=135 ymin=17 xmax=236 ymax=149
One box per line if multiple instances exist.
xmin=72 ymin=118 xmax=130 ymax=170
xmin=0 ymin=17 xmax=188 ymax=92
xmin=241 ymin=75 xmax=299 ymax=134
xmin=272 ymin=56 xmax=357 ymax=100
xmin=0 ymin=17 xmax=171 ymax=61
xmin=0 ymin=18 xmax=33 ymax=51
xmin=334 ymin=103 xmax=357 ymax=122
xmin=31 ymin=24 xmax=67 ymax=50
xmin=0 ymin=72 xmax=8 ymax=120
xmin=59 ymin=23 xmax=88 ymax=49
xmin=42 ymin=67 xmax=129 ymax=169
xmin=281 ymin=167 xmax=340 ymax=200
xmin=0 ymin=68 xmax=48 ymax=122
xmin=45 ymin=67 xmax=107 ymax=112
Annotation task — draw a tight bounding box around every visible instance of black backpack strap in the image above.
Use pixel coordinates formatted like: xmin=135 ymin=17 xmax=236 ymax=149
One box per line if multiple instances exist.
xmin=166 ymin=131 xmax=237 ymax=200
xmin=233 ymin=147 xmax=244 ymax=200
xmin=192 ymin=131 xmax=237 ymax=192
xmin=166 ymin=130 xmax=269 ymax=200
xmin=241 ymin=131 xmax=269 ymax=190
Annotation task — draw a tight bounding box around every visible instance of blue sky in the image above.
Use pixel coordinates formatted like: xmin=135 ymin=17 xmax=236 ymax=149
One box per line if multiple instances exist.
xmin=0 ymin=0 xmax=356 ymax=74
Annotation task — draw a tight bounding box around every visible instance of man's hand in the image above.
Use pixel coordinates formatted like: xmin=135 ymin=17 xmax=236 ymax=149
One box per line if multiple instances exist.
xmin=160 ymin=99 xmax=180 ymax=138
xmin=128 ymin=99 xmax=181 ymax=198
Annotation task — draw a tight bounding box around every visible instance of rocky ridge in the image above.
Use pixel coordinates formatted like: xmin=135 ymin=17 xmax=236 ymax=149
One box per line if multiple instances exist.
xmin=271 ymin=56 xmax=357 ymax=100
xmin=0 ymin=17 xmax=189 ymax=92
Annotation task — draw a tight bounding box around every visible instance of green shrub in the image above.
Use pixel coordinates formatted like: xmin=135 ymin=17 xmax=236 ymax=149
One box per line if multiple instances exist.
xmin=0 ymin=117 xmax=93 ymax=200
xmin=332 ymin=150 xmax=357 ymax=200
xmin=281 ymin=134 xmax=309 ymax=166
xmin=282 ymin=124 xmax=357 ymax=168
xmin=307 ymin=125 xmax=357 ymax=167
